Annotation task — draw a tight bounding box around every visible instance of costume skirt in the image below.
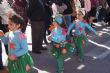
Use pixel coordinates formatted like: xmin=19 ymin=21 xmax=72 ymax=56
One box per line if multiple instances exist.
xmin=8 ymin=53 xmax=33 ymax=73
xmin=50 ymin=42 xmax=74 ymax=59
xmin=73 ymin=35 xmax=88 ymax=47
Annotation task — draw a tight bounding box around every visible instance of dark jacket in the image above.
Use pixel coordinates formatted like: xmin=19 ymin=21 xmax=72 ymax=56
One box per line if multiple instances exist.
xmin=52 ymin=0 xmax=73 ymax=15
xmin=27 ymin=0 xmax=45 ymax=21
xmin=62 ymin=0 xmax=73 ymax=15
xmin=14 ymin=0 xmax=27 ymax=7
xmin=0 ymin=16 xmax=8 ymax=33
xmin=107 ymin=0 xmax=110 ymax=7
xmin=12 ymin=0 xmax=27 ymax=19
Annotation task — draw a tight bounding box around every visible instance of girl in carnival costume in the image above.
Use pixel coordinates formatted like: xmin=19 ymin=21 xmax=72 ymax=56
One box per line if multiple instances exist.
xmin=48 ymin=15 xmax=74 ymax=73
xmin=67 ymin=9 xmax=101 ymax=62
xmin=0 ymin=15 xmax=33 ymax=73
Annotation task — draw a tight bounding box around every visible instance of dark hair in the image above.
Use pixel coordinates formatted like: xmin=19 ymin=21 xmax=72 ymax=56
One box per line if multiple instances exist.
xmin=9 ymin=15 xmax=24 ymax=29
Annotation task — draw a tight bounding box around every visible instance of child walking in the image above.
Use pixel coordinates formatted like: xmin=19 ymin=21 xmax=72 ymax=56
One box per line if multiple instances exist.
xmin=49 ymin=15 xmax=73 ymax=73
xmin=0 ymin=15 xmax=33 ymax=73
xmin=67 ymin=9 xmax=100 ymax=62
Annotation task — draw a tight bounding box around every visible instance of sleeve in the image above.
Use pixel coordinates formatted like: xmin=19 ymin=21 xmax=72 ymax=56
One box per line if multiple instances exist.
xmin=68 ymin=22 xmax=75 ymax=34
xmin=19 ymin=0 xmax=27 ymax=7
xmin=14 ymin=37 xmax=28 ymax=57
xmin=85 ymin=23 xmax=98 ymax=35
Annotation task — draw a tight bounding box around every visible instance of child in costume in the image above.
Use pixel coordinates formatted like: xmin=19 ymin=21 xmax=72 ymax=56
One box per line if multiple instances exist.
xmin=67 ymin=9 xmax=100 ymax=62
xmin=48 ymin=15 xmax=73 ymax=73
xmin=0 ymin=15 xmax=33 ymax=73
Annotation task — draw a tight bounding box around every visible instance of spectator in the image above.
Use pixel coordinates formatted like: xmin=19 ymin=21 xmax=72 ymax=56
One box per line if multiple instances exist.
xmin=27 ymin=0 xmax=47 ymax=54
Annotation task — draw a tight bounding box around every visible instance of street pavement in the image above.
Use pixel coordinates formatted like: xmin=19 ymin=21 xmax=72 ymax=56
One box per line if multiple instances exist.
xmin=2 ymin=24 xmax=110 ymax=73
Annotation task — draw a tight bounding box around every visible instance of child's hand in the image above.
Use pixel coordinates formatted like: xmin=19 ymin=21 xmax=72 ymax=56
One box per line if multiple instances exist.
xmin=62 ymin=48 xmax=67 ymax=55
xmin=56 ymin=44 xmax=60 ymax=48
xmin=0 ymin=30 xmax=4 ymax=37
xmin=8 ymin=55 xmax=17 ymax=61
xmin=26 ymin=64 xmax=31 ymax=71
xmin=48 ymin=36 xmax=51 ymax=41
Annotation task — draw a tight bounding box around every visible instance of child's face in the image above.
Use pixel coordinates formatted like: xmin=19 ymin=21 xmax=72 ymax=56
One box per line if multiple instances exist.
xmin=77 ymin=11 xmax=84 ymax=19
xmin=8 ymin=20 xmax=20 ymax=31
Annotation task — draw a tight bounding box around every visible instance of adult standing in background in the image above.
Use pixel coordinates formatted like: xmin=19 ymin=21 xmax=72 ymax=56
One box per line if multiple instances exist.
xmin=107 ymin=0 xmax=110 ymax=7
xmin=62 ymin=0 xmax=73 ymax=27
xmin=84 ymin=0 xmax=91 ymax=13
xmin=43 ymin=0 xmax=53 ymax=44
xmin=51 ymin=0 xmax=73 ymax=27
xmin=11 ymin=0 xmax=28 ymax=33
xmin=84 ymin=0 xmax=91 ymax=20
xmin=27 ymin=0 xmax=47 ymax=54
xmin=87 ymin=0 xmax=98 ymax=27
